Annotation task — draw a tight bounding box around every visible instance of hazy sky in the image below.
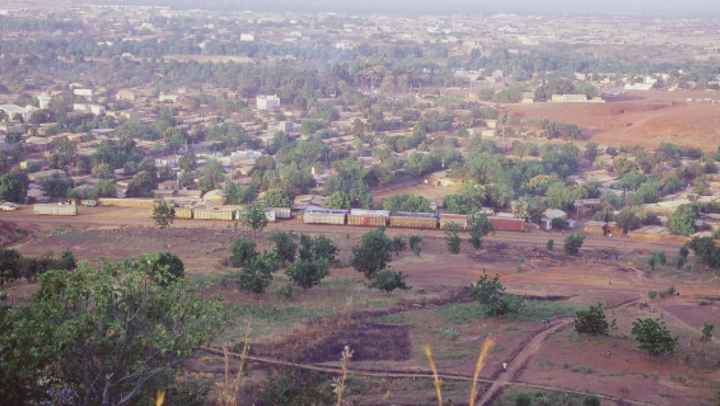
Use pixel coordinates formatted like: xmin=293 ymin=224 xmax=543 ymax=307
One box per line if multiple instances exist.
xmin=123 ymin=0 xmax=720 ymax=17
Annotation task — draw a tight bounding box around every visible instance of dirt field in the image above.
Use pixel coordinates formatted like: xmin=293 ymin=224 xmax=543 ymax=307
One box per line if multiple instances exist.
xmin=508 ymin=90 xmax=720 ymax=151
xmin=5 ymin=208 xmax=720 ymax=405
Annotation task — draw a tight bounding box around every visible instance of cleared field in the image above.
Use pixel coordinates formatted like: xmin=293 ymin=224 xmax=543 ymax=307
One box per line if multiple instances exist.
xmin=5 ymin=212 xmax=720 ymax=405
xmin=509 ymin=90 xmax=720 ymax=151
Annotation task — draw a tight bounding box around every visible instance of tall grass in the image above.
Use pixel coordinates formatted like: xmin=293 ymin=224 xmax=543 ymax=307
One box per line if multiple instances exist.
xmin=424 ymin=338 xmax=494 ymax=406
xmin=424 ymin=344 xmax=444 ymax=406
xmin=469 ymin=338 xmax=495 ymax=406
xmin=217 ymin=323 xmax=251 ymax=406
xmin=334 ymin=345 xmax=354 ymax=406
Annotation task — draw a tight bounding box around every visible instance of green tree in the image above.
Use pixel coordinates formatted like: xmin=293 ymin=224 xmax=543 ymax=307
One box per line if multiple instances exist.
xmin=701 ymin=323 xmax=714 ymax=343
xmin=299 ymin=235 xmax=338 ymax=263
xmin=409 ymin=235 xmax=423 ymax=256
xmin=469 ymin=213 xmax=494 ymax=250
xmin=243 ymin=204 xmax=268 ymax=239
xmin=382 ymin=194 xmax=432 ymax=213
xmin=41 ymin=173 xmax=74 ymax=199
xmin=152 ymin=200 xmax=175 ymax=229
xmin=615 ymin=207 xmax=641 ymax=234
xmin=327 ymin=191 xmax=352 ymax=210
xmin=230 ymin=238 xmax=257 ymax=268
xmin=688 ymin=237 xmax=720 ymax=269
xmin=351 ymin=228 xmax=393 ymax=278
xmin=262 ymin=188 xmax=292 ymax=208
xmin=198 ymin=159 xmax=225 ymax=193
xmin=269 ymin=232 xmax=297 ymax=266
xmin=470 ymin=273 xmax=523 ymax=317
xmin=391 ymin=236 xmax=407 ymax=257
xmin=0 ymin=172 xmax=29 ymax=203
xmin=224 ymin=182 xmax=257 ymax=205
xmin=574 ymin=304 xmax=610 ymax=335
xmin=0 ymin=261 xmax=224 ymax=405
xmin=286 ymin=260 xmax=329 ymax=289
xmin=0 ymin=248 xmax=22 ymax=285
xmin=133 ymin=252 xmax=185 ymax=286
xmin=125 ymin=170 xmax=157 ymax=198
xmin=95 ymin=180 xmax=117 ymax=198
xmin=669 ymin=204 xmax=700 ymax=236
xmin=234 ymin=254 xmax=277 ymax=294
xmin=631 ymin=318 xmax=678 ymax=356
xmin=564 ymin=233 xmax=585 ymax=256
xmin=369 ymin=270 xmax=410 ymax=293
xmin=445 ymin=222 xmax=462 ymax=254
xmin=49 ymin=137 xmax=77 ymax=170
xmin=546 ymin=239 xmax=555 ymax=251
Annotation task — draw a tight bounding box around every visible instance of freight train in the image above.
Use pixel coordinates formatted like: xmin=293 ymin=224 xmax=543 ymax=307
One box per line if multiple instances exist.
xmin=166 ymin=206 xmax=528 ymax=232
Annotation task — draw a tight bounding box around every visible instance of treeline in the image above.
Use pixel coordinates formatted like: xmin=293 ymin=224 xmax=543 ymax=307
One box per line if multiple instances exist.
xmin=0 ymin=249 xmax=76 ymax=285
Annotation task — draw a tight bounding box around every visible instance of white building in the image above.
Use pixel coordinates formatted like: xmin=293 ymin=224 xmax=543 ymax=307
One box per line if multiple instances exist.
xmin=0 ymin=104 xmax=38 ymax=122
xmin=256 ymin=95 xmax=280 ymax=111
xmin=73 ymin=103 xmax=105 ymax=115
xmin=159 ymin=94 xmax=179 ymax=103
xmin=37 ymin=94 xmax=52 ymax=110
xmin=73 ymin=88 xmax=94 ymax=99
xmin=240 ymin=33 xmax=255 ymax=42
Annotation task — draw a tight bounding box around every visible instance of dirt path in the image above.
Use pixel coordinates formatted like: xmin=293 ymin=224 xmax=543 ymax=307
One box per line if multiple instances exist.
xmin=476 ymin=297 xmax=642 ymax=406
xmin=197 ymin=346 xmax=655 ymax=406
xmin=476 ymin=319 xmax=573 ymax=406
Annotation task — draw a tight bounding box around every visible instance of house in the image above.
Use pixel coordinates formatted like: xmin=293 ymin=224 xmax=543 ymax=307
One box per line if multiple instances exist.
xmin=0 ymin=104 xmax=38 ymax=122
xmin=159 ymin=94 xmax=179 ymax=103
xmin=116 ymin=89 xmax=137 ymax=102
xmin=73 ymin=88 xmax=94 ymax=99
xmin=256 ymin=95 xmax=280 ymax=111
xmin=37 ymin=94 xmax=52 ymax=109
xmin=240 ymin=33 xmax=255 ymax=42
xmin=73 ymin=104 xmax=106 ymax=115
xmin=542 ymin=208 xmax=569 ymax=231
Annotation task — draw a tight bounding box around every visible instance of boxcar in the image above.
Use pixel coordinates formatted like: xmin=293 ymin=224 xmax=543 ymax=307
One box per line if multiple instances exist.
xmin=193 ymin=207 xmax=235 ymax=221
xmin=389 ymin=212 xmax=438 ymax=230
xmin=348 ymin=209 xmax=389 ymax=227
xmin=488 ymin=215 xmax=527 ymax=232
xmin=175 ymin=207 xmax=194 ymax=220
xmin=439 ymin=213 xmax=469 ymax=230
xmin=270 ymin=207 xmax=292 ymax=220
xmin=33 ymin=203 xmax=78 ymax=216
xmin=303 ymin=208 xmax=347 ymax=225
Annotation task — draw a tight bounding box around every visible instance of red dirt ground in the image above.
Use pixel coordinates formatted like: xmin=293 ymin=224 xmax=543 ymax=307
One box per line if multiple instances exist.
xmin=508 ymin=90 xmax=720 ymax=151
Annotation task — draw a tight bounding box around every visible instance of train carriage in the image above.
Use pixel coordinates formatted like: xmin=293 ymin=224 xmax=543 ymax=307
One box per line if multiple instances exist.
xmin=303 ymin=208 xmax=348 ymax=225
xmin=389 ymin=211 xmax=438 ymax=230
xmin=348 ymin=209 xmax=390 ymax=227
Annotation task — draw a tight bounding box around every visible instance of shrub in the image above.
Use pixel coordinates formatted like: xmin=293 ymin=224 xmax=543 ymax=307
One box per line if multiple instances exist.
xmin=269 ymin=232 xmax=297 ymax=265
xmin=409 ymin=234 xmax=423 ymax=256
xmin=546 ymin=239 xmax=555 ymax=251
xmin=445 ymin=222 xmax=462 ymax=254
xmin=152 ymin=200 xmax=175 ymax=229
xmin=299 ymin=235 xmax=338 ymax=263
xmin=631 ymin=318 xmax=678 ymax=356
xmin=469 ymin=213 xmax=494 ymax=250
xmin=351 ymin=228 xmax=393 ymax=278
xmin=470 ymin=273 xmax=523 ymax=317
xmin=369 ymin=270 xmax=410 ymax=293
xmin=669 ymin=204 xmax=699 ymax=236
xmin=234 ymin=254 xmax=278 ymax=294
xmin=286 ymin=260 xmax=329 ymax=290
xmin=391 ymin=236 xmax=407 ymax=256
xmin=563 ymin=233 xmax=585 ymax=256
xmin=230 ymin=238 xmax=257 ymax=268
xmin=135 ymin=252 xmax=185 ymax=286
xmin=515 ymin=393 xmax=532 ymax=406
xmin=574 ymin=304 xmax=609 ymax=335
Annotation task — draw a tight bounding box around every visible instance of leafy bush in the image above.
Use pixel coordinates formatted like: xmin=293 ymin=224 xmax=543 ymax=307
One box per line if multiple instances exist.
xmin=470 ymin=273 xmax=523 ymax=317
xmin=269 ymin=232 xmax=297 ymax=265
xmin=233 ymin=253 xmax=278 ymax=294
xmin=133 ymin=252 xmax=185 ymax=285
xmin=563 ymin=233 xmax=585 ymax=256
xmin=299 ymin=235 xmax=338 ymax=263
xmin=409 ymin=234 xmax=423 ymax=256
xmin=469 ymin=213 xmax=494 ymax=249
xmin=445 ymin=222 xmax=462 ymax=254
xmin=631 ymin=318 xmax=678 ymax=356
xmin=391 ymin=236 xmax=407 ymax=256
xmin=351 ymin=228 xmax=393 ymax=278
xmin=230 ymin=238 xmax=257 ymax=268
xmin=546 ymin=239 xmax=555 ymax=251
xmin=669 ymin=204 xmax=699 ymax=236
xmin=574 ymin=304 xmax=609 ymax=336
xmin=286 ymin=260 xmax=329 ymax=290
xmin=369 ymin=270 xmax=410 ymax=293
